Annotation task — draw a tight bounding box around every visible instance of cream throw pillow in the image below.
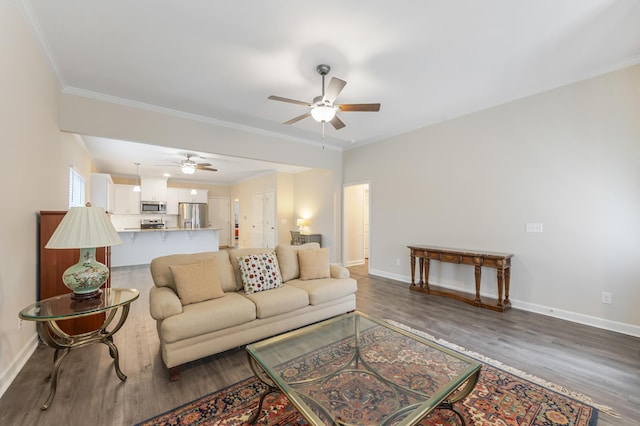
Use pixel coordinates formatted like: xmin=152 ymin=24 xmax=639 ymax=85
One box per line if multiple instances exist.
xmin=298 ymin=248 xmax=331 ymax=280
xmin=169 ymin=260 xmax=225 ymax=305
xmin=276 ymin=243 xmax=320 ymax=282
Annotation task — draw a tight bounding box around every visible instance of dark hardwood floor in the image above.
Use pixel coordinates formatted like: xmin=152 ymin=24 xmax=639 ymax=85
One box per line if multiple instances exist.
xmin=1 ymin=262 xmax=638 ymax=425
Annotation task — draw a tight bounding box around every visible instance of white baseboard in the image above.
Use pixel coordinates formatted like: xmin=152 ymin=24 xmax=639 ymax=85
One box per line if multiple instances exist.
xmin=513 ymin=300 xmax=640 ymax=338
xmin=367 ymin=268 xmax=640 ymax=338
xmin=0 ymin=335 xmax=38 ymax=399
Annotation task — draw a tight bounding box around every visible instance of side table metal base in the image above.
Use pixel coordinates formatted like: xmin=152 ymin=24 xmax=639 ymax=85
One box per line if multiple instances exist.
xmin=36 ymin=305 xmax=131 ymax=410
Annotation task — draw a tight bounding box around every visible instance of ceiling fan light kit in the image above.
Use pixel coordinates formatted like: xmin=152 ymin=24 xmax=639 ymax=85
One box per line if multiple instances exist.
xmin=310 ymin=105 xmax=336 ymax=122
xmin=268 ymin=64 xmax=380 ymax=132
xmin=181 ymin=163 xmax=196 ymax=175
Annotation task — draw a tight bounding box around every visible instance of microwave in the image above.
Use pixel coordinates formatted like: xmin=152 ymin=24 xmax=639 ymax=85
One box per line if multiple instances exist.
xmin=141 ymin=201 xmax=167 ymax=213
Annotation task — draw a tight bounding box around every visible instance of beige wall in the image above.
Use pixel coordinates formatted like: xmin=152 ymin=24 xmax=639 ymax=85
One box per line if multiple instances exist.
xmin=344 ymin=64 xmax=640 ymax=335
xmin=293 ymin=168 xmax=337 ymax=259
xmin=0 ymin=1 xmax=95 ymax=395
xmin=276 ymin=172 xmax=295 ymax=244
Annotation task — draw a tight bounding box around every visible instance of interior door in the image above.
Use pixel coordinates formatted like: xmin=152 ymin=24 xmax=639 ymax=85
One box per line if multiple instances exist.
xmin=264 ymin=190 xmax=276 ymax=248
xmin=209 ymin=196 xmax=231 ymax=247
xmin=251 ymin=192 xmax=264 ymax=247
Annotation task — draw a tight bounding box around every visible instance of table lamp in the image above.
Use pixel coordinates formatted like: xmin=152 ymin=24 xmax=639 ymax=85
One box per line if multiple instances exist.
xmin=296 ymin=218 xmax=306 ymax=230
xmin=46 ymin=203 xmax=122 ymax=300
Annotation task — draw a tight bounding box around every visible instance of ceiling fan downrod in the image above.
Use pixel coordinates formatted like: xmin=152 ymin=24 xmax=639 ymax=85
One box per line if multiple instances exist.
xmin=317 ymin=64 xmax=330 ymax=100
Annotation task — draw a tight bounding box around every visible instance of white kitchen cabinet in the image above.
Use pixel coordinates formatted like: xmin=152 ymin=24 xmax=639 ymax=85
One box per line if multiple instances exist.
xmin=114 ymin=184 xmax=141 ymax=214
xmin=177 ymin=188 xmax=208 ymax=203
xmin=140 ymin=178 xmax=167 ymax=201
xmin=166 ymin=188 xmax=180 ymax=215
xmin=90 ymin=173 xmax=114 ymax=213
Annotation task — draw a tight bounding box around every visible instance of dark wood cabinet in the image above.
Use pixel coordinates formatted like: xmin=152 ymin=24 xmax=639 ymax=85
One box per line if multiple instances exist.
xmin=39 ymin=211 xmax=111 ymax=334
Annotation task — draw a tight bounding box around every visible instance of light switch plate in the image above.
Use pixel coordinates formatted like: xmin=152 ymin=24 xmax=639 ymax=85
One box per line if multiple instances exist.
xmin=526 ymin=223 xmax=543 ymax=233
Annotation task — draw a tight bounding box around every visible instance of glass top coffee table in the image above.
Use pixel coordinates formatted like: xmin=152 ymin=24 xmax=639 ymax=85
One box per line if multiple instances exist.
xmin=246 ymin=312 xmax=481 ymax=425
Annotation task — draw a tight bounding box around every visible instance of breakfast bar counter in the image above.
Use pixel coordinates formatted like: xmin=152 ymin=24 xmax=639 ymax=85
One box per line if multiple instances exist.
xmin=111 ymin=228 xmax=220 ymax=267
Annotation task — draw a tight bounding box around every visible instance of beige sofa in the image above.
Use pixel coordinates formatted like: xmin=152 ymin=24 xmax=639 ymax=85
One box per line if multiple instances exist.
xmin=149 ymin=243 xmax=357 ymax=380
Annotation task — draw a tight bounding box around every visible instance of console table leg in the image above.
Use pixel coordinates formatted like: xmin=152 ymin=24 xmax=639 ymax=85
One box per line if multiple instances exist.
xmin=496 ymin=268 xmax=505 ymax=307
xmin=419 ymin=257 xmax=425 ymax=287
xmin=504 ymin=267 xmax=511 ymax=306
xmin=424 ymin=258 xmax=430 ymax=291
xmin=410 ymin=254 xmax=416 ymax=287
xmin=473 ymin=264 xmax=482 ymax=305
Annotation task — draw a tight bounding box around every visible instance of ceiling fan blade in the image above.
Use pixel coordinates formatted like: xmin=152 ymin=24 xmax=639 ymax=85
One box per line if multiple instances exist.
xmin=323 ymin=77 xmax=346 ymax=103
xmin=330 ymin=115 xmax=346 ymax=130
xmin=337 ymin=103 xmax=381 ymax=112
xmin=196 ymin=162 xmax=212 ymax=167
xmin=268 ymin=95 xmax=311 ymax=106
xmin=198 ymin=166 xmax=218 ymax=172
xmin=283 ymin=112 xmax=311 ymax=125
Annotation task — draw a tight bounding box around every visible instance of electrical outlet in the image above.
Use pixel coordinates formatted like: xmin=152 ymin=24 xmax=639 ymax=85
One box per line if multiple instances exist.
xmin=601 ymin=291 xmax=612 ymax=304
xmin=526 ymin=223 xmax=543 ymax=233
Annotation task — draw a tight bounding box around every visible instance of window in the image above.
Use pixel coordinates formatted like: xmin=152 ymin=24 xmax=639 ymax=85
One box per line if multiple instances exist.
xmin=68 ymin=167 xmax=86 ymax=208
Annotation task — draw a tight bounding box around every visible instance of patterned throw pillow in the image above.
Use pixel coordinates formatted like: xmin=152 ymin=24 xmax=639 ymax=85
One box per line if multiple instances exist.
xmin=237 ymin=253 xmax=283 ymax=294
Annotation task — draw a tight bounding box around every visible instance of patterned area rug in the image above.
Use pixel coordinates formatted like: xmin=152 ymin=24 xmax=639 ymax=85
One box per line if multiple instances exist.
xmin=139 ymin=322 xmax=611 ymax=426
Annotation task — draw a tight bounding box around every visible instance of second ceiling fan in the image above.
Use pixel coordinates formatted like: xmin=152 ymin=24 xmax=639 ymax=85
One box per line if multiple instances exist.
xmin=268 ymin=64 xmax=380 ymax=130
xmin=168 ymin=153 xmax=217 ymax=175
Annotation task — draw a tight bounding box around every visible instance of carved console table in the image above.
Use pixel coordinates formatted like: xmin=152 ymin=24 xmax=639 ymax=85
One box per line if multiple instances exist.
xmin=408 ymin=245 xmax=513 ymax=312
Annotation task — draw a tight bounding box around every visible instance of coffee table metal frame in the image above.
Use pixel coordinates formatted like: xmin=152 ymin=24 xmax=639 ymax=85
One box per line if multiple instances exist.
xmin=18 ymin=288 xmax=139 ymax=410
xmin=246 ymin=311 xmax=481 ymax=425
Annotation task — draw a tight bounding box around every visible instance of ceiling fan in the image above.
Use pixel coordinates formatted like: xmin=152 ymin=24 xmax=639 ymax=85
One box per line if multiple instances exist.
xmin=166 ymin=154 xmax=217 ymax=175
xmin=268 ymin=64 xmax=380 ymax=130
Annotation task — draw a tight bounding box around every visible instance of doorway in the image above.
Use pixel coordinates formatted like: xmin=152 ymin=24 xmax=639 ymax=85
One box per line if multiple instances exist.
xmin=343 ymin=183 xmax=370 ymax=268
xmin=234 ymin=197 xmax=239 ymax=248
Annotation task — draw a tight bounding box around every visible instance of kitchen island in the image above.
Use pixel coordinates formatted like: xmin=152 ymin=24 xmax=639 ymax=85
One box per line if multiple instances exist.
xmin=111 ymin=228 xmax=220 ymax=267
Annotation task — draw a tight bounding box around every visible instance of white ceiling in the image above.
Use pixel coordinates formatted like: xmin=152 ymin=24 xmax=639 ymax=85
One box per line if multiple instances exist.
xmin=23 ymin=0 xmax=640 ymax=183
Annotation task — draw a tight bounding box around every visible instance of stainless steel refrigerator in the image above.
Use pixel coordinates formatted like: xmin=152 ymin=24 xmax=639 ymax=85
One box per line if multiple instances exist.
xmin=178 ymin=202 xmax=208 ymax=229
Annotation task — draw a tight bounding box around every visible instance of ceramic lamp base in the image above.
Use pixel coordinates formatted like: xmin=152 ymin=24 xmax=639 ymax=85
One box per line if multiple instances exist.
xmin=62 ymin=247 xmax=109 ymax=300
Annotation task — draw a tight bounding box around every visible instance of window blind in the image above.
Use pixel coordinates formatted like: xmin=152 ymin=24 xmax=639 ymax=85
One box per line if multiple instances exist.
xmin=68 ymin=167 xmax=86 ymax=208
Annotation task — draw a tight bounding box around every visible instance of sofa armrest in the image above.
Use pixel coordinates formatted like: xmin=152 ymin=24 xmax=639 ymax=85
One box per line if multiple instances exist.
xmin=149 ymin=286 xmax=183 ymax=320
xmin=330 ymin=264 xmax=350 ymax=279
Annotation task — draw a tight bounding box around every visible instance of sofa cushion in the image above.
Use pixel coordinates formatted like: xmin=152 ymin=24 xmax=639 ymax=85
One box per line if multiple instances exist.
xmin=287 ymin=277 xmax=358 ymax=305
xmin=228 ymin=248 xmax=275 ymax=291
xmin=150 ymin=251 xmax=236 ymax=293
xmin=159 ymin=292 xmax=256 ymax=343
xmin=243 ymin=285 xmax=309 ymax=319
xmin=169 ymin=260 xmax=225 ymax=305
xmin=298 ymin=248 xmax=331 ymax=280
xmin=237 ymin=253 xmax=283 ymax=294
xmin=275 ymin=243 xmax=320 ymax=282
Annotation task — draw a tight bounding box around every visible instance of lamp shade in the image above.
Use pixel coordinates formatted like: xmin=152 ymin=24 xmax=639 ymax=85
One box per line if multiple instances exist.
xmin=46 ymin=205 xmax=122 ymax=249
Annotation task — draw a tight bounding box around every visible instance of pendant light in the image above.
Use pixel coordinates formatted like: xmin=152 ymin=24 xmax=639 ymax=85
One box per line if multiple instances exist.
xmin=133 ymin=163 xmax=141 ymax=192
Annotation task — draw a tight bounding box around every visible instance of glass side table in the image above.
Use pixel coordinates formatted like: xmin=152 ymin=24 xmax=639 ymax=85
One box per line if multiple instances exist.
xmin=19 ymin=288 xmax=139 ymax=410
